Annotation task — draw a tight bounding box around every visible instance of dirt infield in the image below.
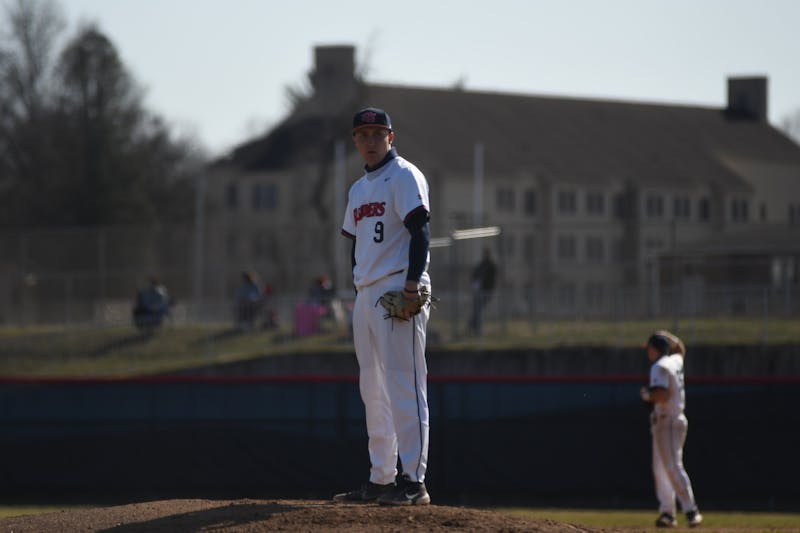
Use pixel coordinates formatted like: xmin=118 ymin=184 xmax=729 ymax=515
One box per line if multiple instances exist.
xmin=0 ymin=498 xmax=612 ymax=532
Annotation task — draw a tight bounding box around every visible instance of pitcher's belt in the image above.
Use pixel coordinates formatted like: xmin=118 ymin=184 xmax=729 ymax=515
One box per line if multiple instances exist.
xmin=358 ymin=269 xmax=405 ymax=289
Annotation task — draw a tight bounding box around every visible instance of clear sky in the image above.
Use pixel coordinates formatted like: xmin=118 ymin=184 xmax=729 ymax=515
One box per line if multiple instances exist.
xmin=52 ymin=0 xmax=800 ymax=156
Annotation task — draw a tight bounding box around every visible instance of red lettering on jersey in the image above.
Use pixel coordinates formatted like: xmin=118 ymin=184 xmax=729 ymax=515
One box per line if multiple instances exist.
xmin=353 ymin=201 xmax=387 ymax=224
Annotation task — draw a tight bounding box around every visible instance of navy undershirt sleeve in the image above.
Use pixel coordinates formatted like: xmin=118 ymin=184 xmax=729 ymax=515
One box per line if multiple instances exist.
xmin=404 ymin=208 xmax=430 ymax=283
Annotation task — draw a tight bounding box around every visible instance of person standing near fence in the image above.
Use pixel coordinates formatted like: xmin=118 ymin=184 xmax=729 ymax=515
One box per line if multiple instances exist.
xmin=468 ymin=247 xmax=496 ymax=336
xmin=334 ymin=107 xmax=433 ymax=505
xmin=640 ymin=330 xmax=703 ymax=528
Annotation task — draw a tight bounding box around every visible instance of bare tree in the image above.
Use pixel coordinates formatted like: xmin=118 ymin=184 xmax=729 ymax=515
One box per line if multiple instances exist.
xmin=53 ymin=25 xmax=141 ymax=223
xmin=52 ymin=24 xmax=198 ymax=225
xmin=0 ymin=2 xmax=204 ymax=228
xmin=355 ymin=29 xmax=379 ymax=82
xmin=283 ymin=78 xmax=312 ymax=113
xmin=1 ymin=0 xmax=64 ymax=118
xmin=0 ymin=0 xmax=65 ymax=225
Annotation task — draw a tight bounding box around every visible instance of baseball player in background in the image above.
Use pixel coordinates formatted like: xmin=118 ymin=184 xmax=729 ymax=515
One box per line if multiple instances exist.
xmin=640 ymin=331 xmax=703 ymax=528
xmin=334 ymin=107 xmax=432 ymax=505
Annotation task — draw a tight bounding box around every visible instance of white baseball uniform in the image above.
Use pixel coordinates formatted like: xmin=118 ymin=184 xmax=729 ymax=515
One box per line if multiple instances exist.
xmin=341 ymin=154 xmax=431 ymax=485
xmin=649 ymin=353 xmax=699 ymax=517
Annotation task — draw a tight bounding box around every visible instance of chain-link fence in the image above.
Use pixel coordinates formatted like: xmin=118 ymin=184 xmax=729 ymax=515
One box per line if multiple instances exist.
xmin=1 ymin=224 xmax=798 ymax=339
xmin=0 ymin=284 xmax=797 ymax=378
xmin=2 ymin=277 xmax=797 ymax=326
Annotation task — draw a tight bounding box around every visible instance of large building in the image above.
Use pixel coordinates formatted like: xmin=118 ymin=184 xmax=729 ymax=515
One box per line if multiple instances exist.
xmin=202 ymin=45 xmax=800 ymax=317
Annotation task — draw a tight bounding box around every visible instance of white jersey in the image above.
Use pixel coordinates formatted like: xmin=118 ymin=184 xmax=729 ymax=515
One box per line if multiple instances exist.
xmin=342 ymin=155 xmax=430 ymax=289
xmin=649 ymin=353 xmax=686 ymax=417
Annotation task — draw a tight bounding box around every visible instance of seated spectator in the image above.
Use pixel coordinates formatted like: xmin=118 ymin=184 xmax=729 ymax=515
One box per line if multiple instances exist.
xmin=308 ymin=275 xmax=335 ymax=317
xmin=133 ymin=276 xmax=171 ymax=331
xmin=235 ymin=271 xmax=263 ymax=330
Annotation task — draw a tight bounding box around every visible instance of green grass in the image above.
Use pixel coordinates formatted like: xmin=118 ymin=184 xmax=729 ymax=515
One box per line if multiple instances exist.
xmin=0 ymin=322 xmax=352 ymax=377
xmin=437 ymin=317 xmax=800 ymax=350
xmin=1 ymin=316 xmax=798 ymax=377
xmin=501 ymin=508 xmax=800 ymax=531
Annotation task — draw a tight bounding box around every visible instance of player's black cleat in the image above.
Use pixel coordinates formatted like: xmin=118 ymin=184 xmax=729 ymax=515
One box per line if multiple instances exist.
xmin=655 ymin=512 xmax=677 ymax=528
xmin=686 ymin=509 xmax=703 ymax=527
xmin=332 ymin=481 xmax=395 ymax=502
xmin=377 ymin=475 xmax=431 ymax=506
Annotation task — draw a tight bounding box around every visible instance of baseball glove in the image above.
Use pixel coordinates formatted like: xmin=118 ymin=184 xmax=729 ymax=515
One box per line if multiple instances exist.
xmin=377 ymin=286 xmax=433 ymax=320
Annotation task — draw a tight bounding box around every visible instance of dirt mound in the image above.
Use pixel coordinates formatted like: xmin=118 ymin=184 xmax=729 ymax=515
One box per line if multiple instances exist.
xmin=0 ymin=498 xmax=611 ymax=532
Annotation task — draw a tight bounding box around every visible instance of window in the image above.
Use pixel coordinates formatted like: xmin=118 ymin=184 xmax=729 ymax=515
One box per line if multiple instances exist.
xmin=731 ymin=198 xmax=749 ymax=223
xmin=557 ymin=235 xmax=577 ymax=261
xmin=771 ymin=256 xmax=797 ymax=286
xmin=645 ymin=194 xmax=664 ymax=218
xmin=252 ymin=184 xmax=279 ymax=210
xmin=586 ymin=191 xmax=605 ymax=215
xmin=698 ymin=197 xmax=710 ymax=221
xmin=585 ymin=283 xmax=605 ymax=309
xmin=645 ymin=238 xmax=664 ymax=252
xmin=523 ymin=234 xmax=536 ymax=266
xmin=558 ymin=190 xmax=577 ymax=214
xmin=496 ymin=187 xmax=515 ymax=211
xmin=498 ymin=233 xmax=515 ymax=258
xmin=613 ymin=193 xmax=630 ymax=219
xmin=226 ymin=184 xmax=238 ymax=210
xmin=559 ymin=283 xmax=576 ymax=308
xmin=586 ymin=237 xmax=605 ymax=261
xmin=673 ymin=196 xmax=690 ymax=219
xmin=523 ymin=189 xmax=537 ymax=216
xmin=789 ymin=204 xmax=800 ymax=225
xmin=612 ymin=239 xmax=626 ymax=263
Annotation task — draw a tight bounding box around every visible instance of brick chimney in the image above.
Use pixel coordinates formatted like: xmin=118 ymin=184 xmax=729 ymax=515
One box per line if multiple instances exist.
xmin=310 ymin=45 xmax=356 ymax=95
xmin=727 ymin=76 xmax=768 ymax=121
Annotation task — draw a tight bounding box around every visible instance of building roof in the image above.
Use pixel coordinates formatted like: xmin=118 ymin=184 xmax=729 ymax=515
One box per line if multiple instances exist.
xmin=217 ymin=80 xmax=800 ymax=191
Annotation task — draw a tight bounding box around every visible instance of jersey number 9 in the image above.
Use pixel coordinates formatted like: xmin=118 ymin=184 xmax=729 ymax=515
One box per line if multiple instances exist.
xmin=373 ymin=221 xmax=384 ymax=243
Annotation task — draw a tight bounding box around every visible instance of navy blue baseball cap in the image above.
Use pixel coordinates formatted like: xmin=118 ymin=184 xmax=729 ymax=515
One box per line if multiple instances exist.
xmin=352 ymin=107 xmax=392 ymax=132
xmin=646 ymin=334 xmax=671 ymax=354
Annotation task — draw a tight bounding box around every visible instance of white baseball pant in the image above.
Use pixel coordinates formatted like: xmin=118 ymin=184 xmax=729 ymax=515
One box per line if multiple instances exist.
xmin=651 ymin=413 xmax=698 ymax=516
xmin=352 ymin=272 xmax=430 ymax=485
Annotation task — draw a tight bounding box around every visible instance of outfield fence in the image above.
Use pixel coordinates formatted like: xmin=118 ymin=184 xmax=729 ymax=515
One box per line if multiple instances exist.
xmin=0 ymin=375 xmax=797 ymax=509
xmin=2 ymin=282 xmax=797 ymax=332
xmin=0 ymin=284 xmax=798 ymax=379
xmin=0 ymin=284 xmax=800 ymax=342
xmin=2 ymin=223 xmax=798 ymax=331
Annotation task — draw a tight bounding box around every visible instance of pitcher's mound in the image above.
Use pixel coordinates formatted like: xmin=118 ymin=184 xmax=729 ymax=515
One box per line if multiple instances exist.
xmin=0 ymin=498 xmax=611 ymax=532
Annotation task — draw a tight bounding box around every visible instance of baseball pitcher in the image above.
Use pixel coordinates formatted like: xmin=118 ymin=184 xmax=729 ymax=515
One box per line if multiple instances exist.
xmin=334 ymin=107 xmax=432 ymax=506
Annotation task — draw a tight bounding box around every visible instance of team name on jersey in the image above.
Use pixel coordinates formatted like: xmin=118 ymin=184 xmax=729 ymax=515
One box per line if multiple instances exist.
xmin=353 ymin=201 xmax=386 ymax=224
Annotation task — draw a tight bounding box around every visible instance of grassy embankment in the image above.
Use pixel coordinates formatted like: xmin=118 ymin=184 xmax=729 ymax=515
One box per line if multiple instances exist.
xmin=0 ymin=317 xmax=798 ymax=377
